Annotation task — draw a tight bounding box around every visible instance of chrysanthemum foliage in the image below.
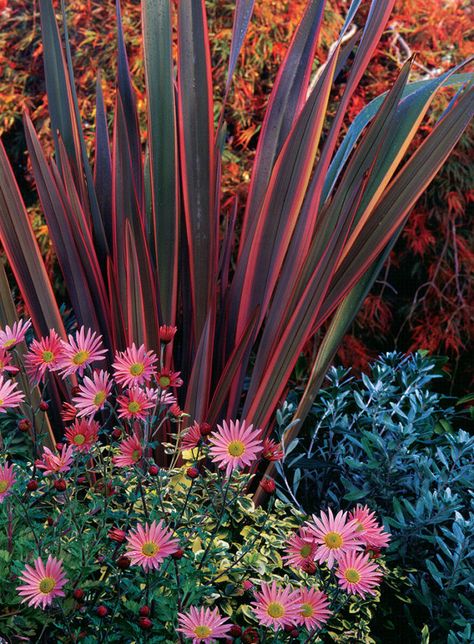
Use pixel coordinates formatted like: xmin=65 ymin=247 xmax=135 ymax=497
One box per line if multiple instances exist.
xmin=0 ymin=0 xmax=472 ymax=449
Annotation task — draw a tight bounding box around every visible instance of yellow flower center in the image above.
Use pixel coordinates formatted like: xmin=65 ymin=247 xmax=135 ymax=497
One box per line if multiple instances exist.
xmin=132 ymin=449 xmax=141 ymax=462
xmin=73 ymin=434 xmax=86 ymax=445
xmin=130 ymin=362 xmax=145 ymax=376
xmin=344 ymin=568 xmax=361 ymax=584
xmin=300 ymin=543 xmax=313 ymax=558
xmin=301 ymin=602 xmax=314 ymax=618
xmin=355 ymin=521 xmax=365 ymax=532
xmin=128 ymin=401 xmax=141 ymax=414
xmin=267 ymin=601 xmax=285 ymax=618
xmin=3 ymin=338 xmax=16 ymax=348
xmin=141 ymin=541 xmax=159 ymax=557
xmin=0 ymin=399 xmax=4 ymax=406
xmin=159 ymin=375 xmax=171 ymax=387
xmin=227 ymin=440 xmax=245 ymax=457
xmin=0 ymin=479 xmax=9 ymax=493
xmin=39 ymin=577 xmax=56 ymax=594
xmin=324 ymin=531 xmax=343 ymax=549
xmin=42 ymin=350 xmax=54 ymax=363
xmin=194 ymin=626 xmax=212 ymax=638
xmin=0 ymin=360 xmax=4 ymax=368
xmin=94 ymin=391 xmax=106 ymax=406
xmin=72 ymin=350 xmax=90 ymax=365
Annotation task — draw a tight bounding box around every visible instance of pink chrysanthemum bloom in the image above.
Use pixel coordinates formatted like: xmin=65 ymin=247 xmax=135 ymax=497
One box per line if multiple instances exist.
xmin=177 ymin=606 xmax=232 ymax=643
xmin=349 ymin=505 xmax=391 ymax=549
xmin=336 ymin=551 xmax=383 ymax=597
xmin=58 ymin=326 xmax=107 ymax=377
xmin=0 ymin=318 xmax=31 ymax=349
xmin=181 ymin=421 xmax=202 ymax=451
xmin=305 ymin=508 xmax=362 ymax=568
xmin=296 ymin=588 xmax=331 ymax=631
xmin=0 ymin=348 xmax=19 ymax=375
xmin=157 ymin=389 xmax=177 ymax=406
xmin=117 ymin=387 xmax=155 ymax=420
xmin=251 ymin=582 xmax=301 ymax=630
xmin=112 ymin=343 xmax=157 ymax=388
xmin=61 ymin=402 xmax=78 ymax=423
xmin=17 ymin=555 xmax=67 ymax=609
xmin=112 ymin=432 xmax=143 ymax=467
xmin=64 ymin=418 xmax=99 ymax=452
xmin=0 ymin=375 xmax=25 ymax=412
xmin=72 ymin=369 xmax=112 ymax=417
xmin=262 ymin=437 xmax=284 ymax=461
xmin=156 ymin=368 xmax=183 ymax=389
xmin=208 ymin=419 xmax=263 ymax=477
xmin=283 ymin=529 xmax=318 ymax=569
xmin=0 ymin=462 xmax=15 ymax=502
xmin=36 ymin=444 xmax=74 ymax=476
xmin=25 ymin=330 xmax=64 ymax=383
xmin=126 ymin=520 xmax=178 ymax=571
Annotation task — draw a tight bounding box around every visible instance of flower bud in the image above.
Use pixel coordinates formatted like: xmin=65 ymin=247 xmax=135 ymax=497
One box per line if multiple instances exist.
xmin=186 ymin=467 xmax=199 ymax=480
xmin=26 ymin=479 xmax=38 ymax=491
xmin=73 ymin=588 xmax=85 ymax=601
xmin=148 ymin=465 xmax=159 ymax=476
xmin=39 ymin=401 xmax=49 ymax=411
xmin=242 ymin=628 xmax=259 ymax=643
xmin=301 ymin=560 xmax=317 ymax=574
xmin=259 ymin=477 xmax=276 ymax=494
xmin=96 ymin=605 xmax=108 ymax=617
xmin=111 ymin=428 xmax=122 ymax=440
xmin=172 ymin=548 xmax=184 ymax=560
xmin=139 ymin=605 xmax=151 ymax=617
xmin=108 ymin=528 xmax=127 ymax=543
xmin=139 ymin=617 xmax=153 ymax=630
xmin=18 ymin=418 xmax=32 ymax=432
xmin=159 ymin=325 xmax=177 ymax=343
xmin=230 ymin=625 xmax=242 ymax=638
xmin=54 ymin=479 xmax=67 ymax=491
xmin=117 ymin=555 xmax=131 ymax=570
xmin=199 ymin=422 xmax=212 ymax=436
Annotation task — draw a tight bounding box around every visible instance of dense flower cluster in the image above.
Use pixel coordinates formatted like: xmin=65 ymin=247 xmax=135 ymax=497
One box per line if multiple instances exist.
xmin=0 ymin=321 xmax=389 ymax=639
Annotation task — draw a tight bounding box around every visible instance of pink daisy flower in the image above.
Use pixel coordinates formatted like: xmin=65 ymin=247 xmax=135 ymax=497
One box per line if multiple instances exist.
xmin=112 ymin=343 xmax=157 ymax=388
xmin=0 ymin=462 xmax=15 ymax=502
xmin=17 ymin=555 xmax=67 ymax=609
xmin=181 ymin=421 xmax=202 ymax=451
xmin=349 ymin=505 xmax=391 ymax=549
xmin=117 ymin=387 xmax=155 ymax=420
xmin=0 ymin=375 xmax=25 ymax=412
xmin=177 ymin=606 xmax=232 ymax=643
xmin=126 ymin=520 xmax=178 ymax=571
xmin=112 ymin=432 xmax=143 ymax=467
xmin=58 ymin=326 xmax=107 ymax=378
xmin=72 ymin=369 xmax=112 ymax=417
xmin=208 ymin=419 xmax=263 ymax=477
xmin=0 ymin=318 xmax=31 ymax=349
xmin=336 ymin=551 xmax=383 ymax=597
xmin=0 ymin=348 xmax=19 ymax=375
xmin=25 ymin=330 xmax=64 ymax=383
xmin=251 ymin=582 xmax=301 ymax=631
xmin=64 ymin=418 xmax=99 ymax=452
xmin=296 ymin=588 xmax=331 ymax=631
xmin=283 ymin=529 xmax=318 ymax=569
xmin=61 ymin=402 xmax=78 ymax=424
xmin=156 ymin=368 xmax=183 ymax=389
xmin=36 ymin=444 xmax=74 ymax=476
xmin=304 ymin=508 xmax=362 ymax=568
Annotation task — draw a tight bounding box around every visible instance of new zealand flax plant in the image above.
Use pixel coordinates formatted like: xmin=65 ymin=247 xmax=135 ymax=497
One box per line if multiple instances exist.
xmin=0 ymin=0 xmax=472 ymax=480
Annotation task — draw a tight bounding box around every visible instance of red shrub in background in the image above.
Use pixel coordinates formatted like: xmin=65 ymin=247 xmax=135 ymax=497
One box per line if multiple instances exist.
xmin=0 ymin=0 xmax=472 ymax=390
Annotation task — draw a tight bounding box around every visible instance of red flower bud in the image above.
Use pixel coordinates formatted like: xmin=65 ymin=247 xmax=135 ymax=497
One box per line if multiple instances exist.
xmin=159 ymin=325 xmax=177 ymax=343
xmin=242 ymin=628 xmax=259 ymax=643
xmin=71 ymin=385 xmax=81 ymax=396
xmin=112 ymin=428 xmax=122 ymax=440
xmin=148 ymin=465 xmax=159 ymax=476
xmin=18 ymin=418 xmax=32 ymax=432
xmin=186 ymin=467 xmax=199 ymax=480
xmin=172 ymin=548 xmax=184 ymax=560
xmin=96 ymin=605 xmax=108 ymax=618
xmin=230 ymin=625 xmax=242 ymax=638
xmin=55 ymin=443 xmax=64 ymax=452
xmin=242 ymin=580 xmax=254 ymax=591
xmin=290 ymin=629 xmax=299 ymax=638
xmin=27 ymin=479 xmax=38 ymax=491
xmin=54 ymin=479 xmax=67 ymax=491
xmin=139 ymin=605 xmax=151 ymax=617
xmin=117 ymin=555 xmax=131 ymax=570
xmin=138 ymin=617 xmax=153 ymax=630
xmin=108 ymin=528 xmax=127 ymax=543
xmin=76 ymin=476 xmax=87 ymax=485
xmin=301 ymin=560 xmax=317 ymax=574
xmin=73 ymin=588 xmax=85 ymax=601
xmin=199 ymin=422 xmax=212 ymax=436
xmin=169 ymin=404 xmax=183 ymax=418
xmin=259 ymin=477 xmax=276 ymax=494
xmin=39 ymin=401 xmax=49 ymax=411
